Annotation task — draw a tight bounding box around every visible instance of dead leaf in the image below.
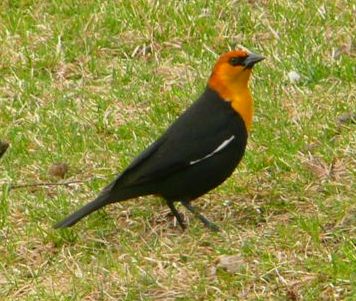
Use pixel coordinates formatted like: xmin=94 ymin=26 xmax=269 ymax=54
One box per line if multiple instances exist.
xmin=49 ymin=162 xmax=69 ymax=179
xmin=212 ymin=254 xmax=246 ymax=275
xmin=330 ymin=158 xmax=347 ymax=181
xmin=286 ymin=287 xmax=299 ymax=301
xmin=303 ymin=155 xmax=348 ymax=182
xmin=303 ymin=156 xmax=330 ymax=180
xmin=337 ymin=112 xmax=356 ymax=125
xmin=332 ymin=37 xmax=354 ymax=59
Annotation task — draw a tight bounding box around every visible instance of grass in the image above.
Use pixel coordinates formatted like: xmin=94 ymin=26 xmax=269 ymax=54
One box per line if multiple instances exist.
xmin=0 ymin=0 xmax=355 ymax=300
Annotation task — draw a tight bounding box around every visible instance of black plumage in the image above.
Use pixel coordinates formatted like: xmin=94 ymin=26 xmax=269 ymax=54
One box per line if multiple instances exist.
xmin=54 ymin=50 xmax=264 ymax=231
xmin=54 ymin=88 xmax=247 ymax=230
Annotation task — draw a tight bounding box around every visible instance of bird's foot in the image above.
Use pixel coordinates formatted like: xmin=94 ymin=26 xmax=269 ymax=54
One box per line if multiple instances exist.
xmin=204 ymin=220 xmax=220 ymax=232
xmin=166 ymin=201 xmax=186 ymax=230
xmin=181 ymin=201 xmax=220 ymax=232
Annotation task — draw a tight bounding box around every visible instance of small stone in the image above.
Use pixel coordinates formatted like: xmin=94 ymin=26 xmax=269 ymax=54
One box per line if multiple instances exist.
xmin=287 ymin=71 xmax=301 ymax=83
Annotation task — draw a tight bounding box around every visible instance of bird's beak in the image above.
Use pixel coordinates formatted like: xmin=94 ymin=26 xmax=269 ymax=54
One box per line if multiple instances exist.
xmin=243 ymin=52 xmax=265 ymax=69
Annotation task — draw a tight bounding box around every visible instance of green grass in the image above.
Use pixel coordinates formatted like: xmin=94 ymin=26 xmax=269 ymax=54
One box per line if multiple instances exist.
xmin=0 ymin=0 xmax=355 ymax=300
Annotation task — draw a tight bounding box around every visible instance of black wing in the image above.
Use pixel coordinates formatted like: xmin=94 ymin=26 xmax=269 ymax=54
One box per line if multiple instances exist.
xmin=117 ymin=88 xmax=246 ymax=186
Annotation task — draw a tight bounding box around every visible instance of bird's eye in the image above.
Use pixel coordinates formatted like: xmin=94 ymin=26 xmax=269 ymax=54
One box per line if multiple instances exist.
xmin=229 ymin=57 xmax=245 ymax=66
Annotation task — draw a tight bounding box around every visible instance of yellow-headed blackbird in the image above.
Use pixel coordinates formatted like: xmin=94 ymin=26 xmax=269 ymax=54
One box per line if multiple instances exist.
xmin=54 ymin=50 xmax=264 ymax=231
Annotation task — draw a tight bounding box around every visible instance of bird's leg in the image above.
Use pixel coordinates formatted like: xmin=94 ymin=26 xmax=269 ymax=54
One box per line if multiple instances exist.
xmin=181 ymin=201 xmax=220 ymax=232
xmin=166 ymin=201 xmax=186 ymax=230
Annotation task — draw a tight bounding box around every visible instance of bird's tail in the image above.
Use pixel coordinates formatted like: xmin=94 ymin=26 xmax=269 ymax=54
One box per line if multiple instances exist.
xmin=53 ymin=192 xmax=114 ymax=228
xmin=52 ymin=178 xmax=134 ymax=229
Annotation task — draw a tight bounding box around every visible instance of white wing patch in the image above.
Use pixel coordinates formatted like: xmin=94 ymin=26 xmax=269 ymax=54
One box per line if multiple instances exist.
xmin=189 ymin=135 xmax=236 ymax=165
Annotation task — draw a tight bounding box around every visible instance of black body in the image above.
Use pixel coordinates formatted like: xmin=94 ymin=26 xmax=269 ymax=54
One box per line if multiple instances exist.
xmin=54 ymin=87 xmax=248 ymax=230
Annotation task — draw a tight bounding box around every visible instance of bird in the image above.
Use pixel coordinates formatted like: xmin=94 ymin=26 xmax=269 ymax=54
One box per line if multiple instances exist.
xmin=54 ymin=49 xmax=264 ymax=231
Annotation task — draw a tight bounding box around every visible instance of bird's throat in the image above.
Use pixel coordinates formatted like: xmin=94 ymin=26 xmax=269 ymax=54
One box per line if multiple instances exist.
xmin=209 ymin=78 xmax=254 ymax=131
xmin=230 ymin=91 xmax=253 ymax=131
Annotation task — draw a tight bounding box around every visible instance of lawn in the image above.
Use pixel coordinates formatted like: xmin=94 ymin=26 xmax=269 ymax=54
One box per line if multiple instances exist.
xmin=0 ymin=0 xmax=355 ymax=300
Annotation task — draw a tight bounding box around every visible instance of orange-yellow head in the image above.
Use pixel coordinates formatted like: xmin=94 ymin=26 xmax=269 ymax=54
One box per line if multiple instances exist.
xmin=208 ymin=50 xmax=264 ymax=131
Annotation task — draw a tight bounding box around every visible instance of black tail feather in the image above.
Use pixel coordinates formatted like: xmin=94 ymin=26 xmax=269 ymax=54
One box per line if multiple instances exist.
xmin=54 ymin=192 xmax=113 ymax=229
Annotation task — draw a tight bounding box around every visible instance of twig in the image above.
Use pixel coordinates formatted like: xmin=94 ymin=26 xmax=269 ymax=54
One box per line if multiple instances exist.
xmin=8 ymin=180 xmax=84 ymax=190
